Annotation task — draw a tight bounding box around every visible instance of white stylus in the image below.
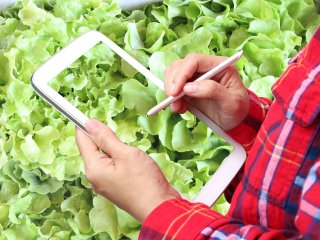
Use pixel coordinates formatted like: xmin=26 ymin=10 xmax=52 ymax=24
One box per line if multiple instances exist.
xmin=147 ymin=50 xmax=243 ymax=116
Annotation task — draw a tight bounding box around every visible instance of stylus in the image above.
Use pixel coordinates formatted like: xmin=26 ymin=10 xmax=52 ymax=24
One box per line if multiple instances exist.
xmin=146 ymin=50 xmax=243 ymax=116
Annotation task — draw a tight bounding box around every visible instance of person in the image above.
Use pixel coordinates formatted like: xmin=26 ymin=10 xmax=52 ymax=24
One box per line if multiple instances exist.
xmin=75 ymin=14 xmax=320 ymax=240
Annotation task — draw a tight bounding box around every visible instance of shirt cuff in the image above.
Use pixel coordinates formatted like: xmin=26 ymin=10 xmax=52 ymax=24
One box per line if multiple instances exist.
xmin=139 ymin=198 xmax=223 ymax=240
xmin=225 ymin=89 xmax=271 ymax=152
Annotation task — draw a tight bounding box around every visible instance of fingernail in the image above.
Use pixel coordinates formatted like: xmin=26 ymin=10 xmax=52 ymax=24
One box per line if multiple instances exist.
xmin=184 ymin=82 xmax=198 ymax=93
xmin=86 ymin=119 xmax=99 ymax=135
xmin=171 ymin=82 xmax=176 ymax=95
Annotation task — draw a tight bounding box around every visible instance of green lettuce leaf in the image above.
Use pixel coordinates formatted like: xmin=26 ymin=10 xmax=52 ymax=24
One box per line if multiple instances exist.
xmin=0 ymin=0 xmax=319 ymax=239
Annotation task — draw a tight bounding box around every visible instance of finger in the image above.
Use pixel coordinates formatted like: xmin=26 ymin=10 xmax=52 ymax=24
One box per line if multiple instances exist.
xmin=170 ymin=54 xmax=229 ymax=96
xmin=164 ymin=60 xmax=183 ymax=97
xmin=183 ymin=79 xmax=228 ymax=102
xmin=169 ymin=57 xmax=198 ymax=96
xmin=75 ymin=127 xmax=102 ymax=168
xmin=164 ymin=61 xmax=177 ymax=96
xmin=85 ymin=119 xmax=127 ymax=158
xmin=170 ymin=98 xmax=183 ymax=113
xmin=176 ymin=100 xmax=188 ymax=114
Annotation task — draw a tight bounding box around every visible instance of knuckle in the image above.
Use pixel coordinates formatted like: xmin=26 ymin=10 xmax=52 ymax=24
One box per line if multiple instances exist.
xmin=129 ymin=146 xmax=142 ymax=157
xmin=96 ymin=133 xmax=108 ymax=150
xmin=128 ymin=146 xmax=147 ymax=161
xmin=209 ymin=81 xmax=218 ymax=92
xmin=215 ymin=56 xmax=228 ymax=62
xmin=170 ymin=60 xmax=182 ymax=69
xmin=85 ymin=170 xmax=97 ymax=185
xmin=171 ymin=60 xmax=180 ymax=66
xmin=185 ymin=53 xmax=198 ymax=60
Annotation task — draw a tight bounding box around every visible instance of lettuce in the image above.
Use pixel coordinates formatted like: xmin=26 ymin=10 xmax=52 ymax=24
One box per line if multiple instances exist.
xmin=0 ymin=0 xmax=319 ymax=239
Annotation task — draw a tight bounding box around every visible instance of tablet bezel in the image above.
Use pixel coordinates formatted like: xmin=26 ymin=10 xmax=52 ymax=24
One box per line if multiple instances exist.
xmin=31 ymin=31 xmax=246 ymax=207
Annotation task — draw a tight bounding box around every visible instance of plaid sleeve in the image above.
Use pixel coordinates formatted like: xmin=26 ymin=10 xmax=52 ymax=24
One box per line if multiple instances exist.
xmin=139 ymin=198 xmax=301 ymax=240
xmin=226 ymin=89 xmax=272 ymax=152
xmin=295 ymin=161 xmax=320 ymax=239
xmin=139 ymin=199 xmax=223 ymax=240
xmin=224 ymin=90 xmax=272 ymax=201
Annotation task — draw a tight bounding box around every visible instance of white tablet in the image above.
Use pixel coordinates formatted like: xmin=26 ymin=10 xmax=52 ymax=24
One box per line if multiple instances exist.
xmin=0 ymin=0 xmax=17 ymax=10
xmin=31 ymin=31 xmax=246 ymax=207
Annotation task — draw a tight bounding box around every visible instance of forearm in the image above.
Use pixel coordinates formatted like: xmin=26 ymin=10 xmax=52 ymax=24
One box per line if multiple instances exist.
xmin=140 ymin=162 xmax=320 ymax=239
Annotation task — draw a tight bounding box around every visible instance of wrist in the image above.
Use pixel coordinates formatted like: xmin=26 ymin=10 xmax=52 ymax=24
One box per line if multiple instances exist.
xmin=221 ymin=89 xmax=250 ymax=131
xmin=135 ymin=193 xmax=181 ymax=223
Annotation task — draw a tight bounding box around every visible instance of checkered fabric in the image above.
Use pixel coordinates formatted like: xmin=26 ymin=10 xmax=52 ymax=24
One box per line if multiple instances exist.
xmin=139 ymin=27 xmax=320 ymax=240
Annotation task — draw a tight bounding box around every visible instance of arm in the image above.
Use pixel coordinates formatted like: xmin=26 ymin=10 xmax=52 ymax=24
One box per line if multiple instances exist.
xmin=75 ymin=119 xmax=318 ymax=240
xmin=224 ymin=91 xmax=272 ymax=201
xmin=140 ymin=162 xmax=320 ymax=240
xmin=139 ymin=198 xmax=301 ymax=240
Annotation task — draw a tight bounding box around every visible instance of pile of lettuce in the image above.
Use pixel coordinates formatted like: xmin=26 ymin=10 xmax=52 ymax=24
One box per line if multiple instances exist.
xmin=0 ymin=0 xmax=319 ymax=239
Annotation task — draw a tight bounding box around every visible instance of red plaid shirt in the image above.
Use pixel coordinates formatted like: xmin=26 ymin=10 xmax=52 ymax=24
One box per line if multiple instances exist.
xmin=139 ymin=27 xmax=320 ymax=240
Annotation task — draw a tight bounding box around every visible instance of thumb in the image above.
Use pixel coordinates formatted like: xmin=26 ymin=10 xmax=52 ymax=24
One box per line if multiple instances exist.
xmin=85 ymin=119 xmax=126 ymax=158
xmin=183 ymin=80 xmax=228 ymax=101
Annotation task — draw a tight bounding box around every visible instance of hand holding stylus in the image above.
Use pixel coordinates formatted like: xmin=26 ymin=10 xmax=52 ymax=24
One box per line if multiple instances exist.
xmin=162 ymin=53 xmax=250 ymax=131
xmin=147 ymin=51 xmax=243 ymax=116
